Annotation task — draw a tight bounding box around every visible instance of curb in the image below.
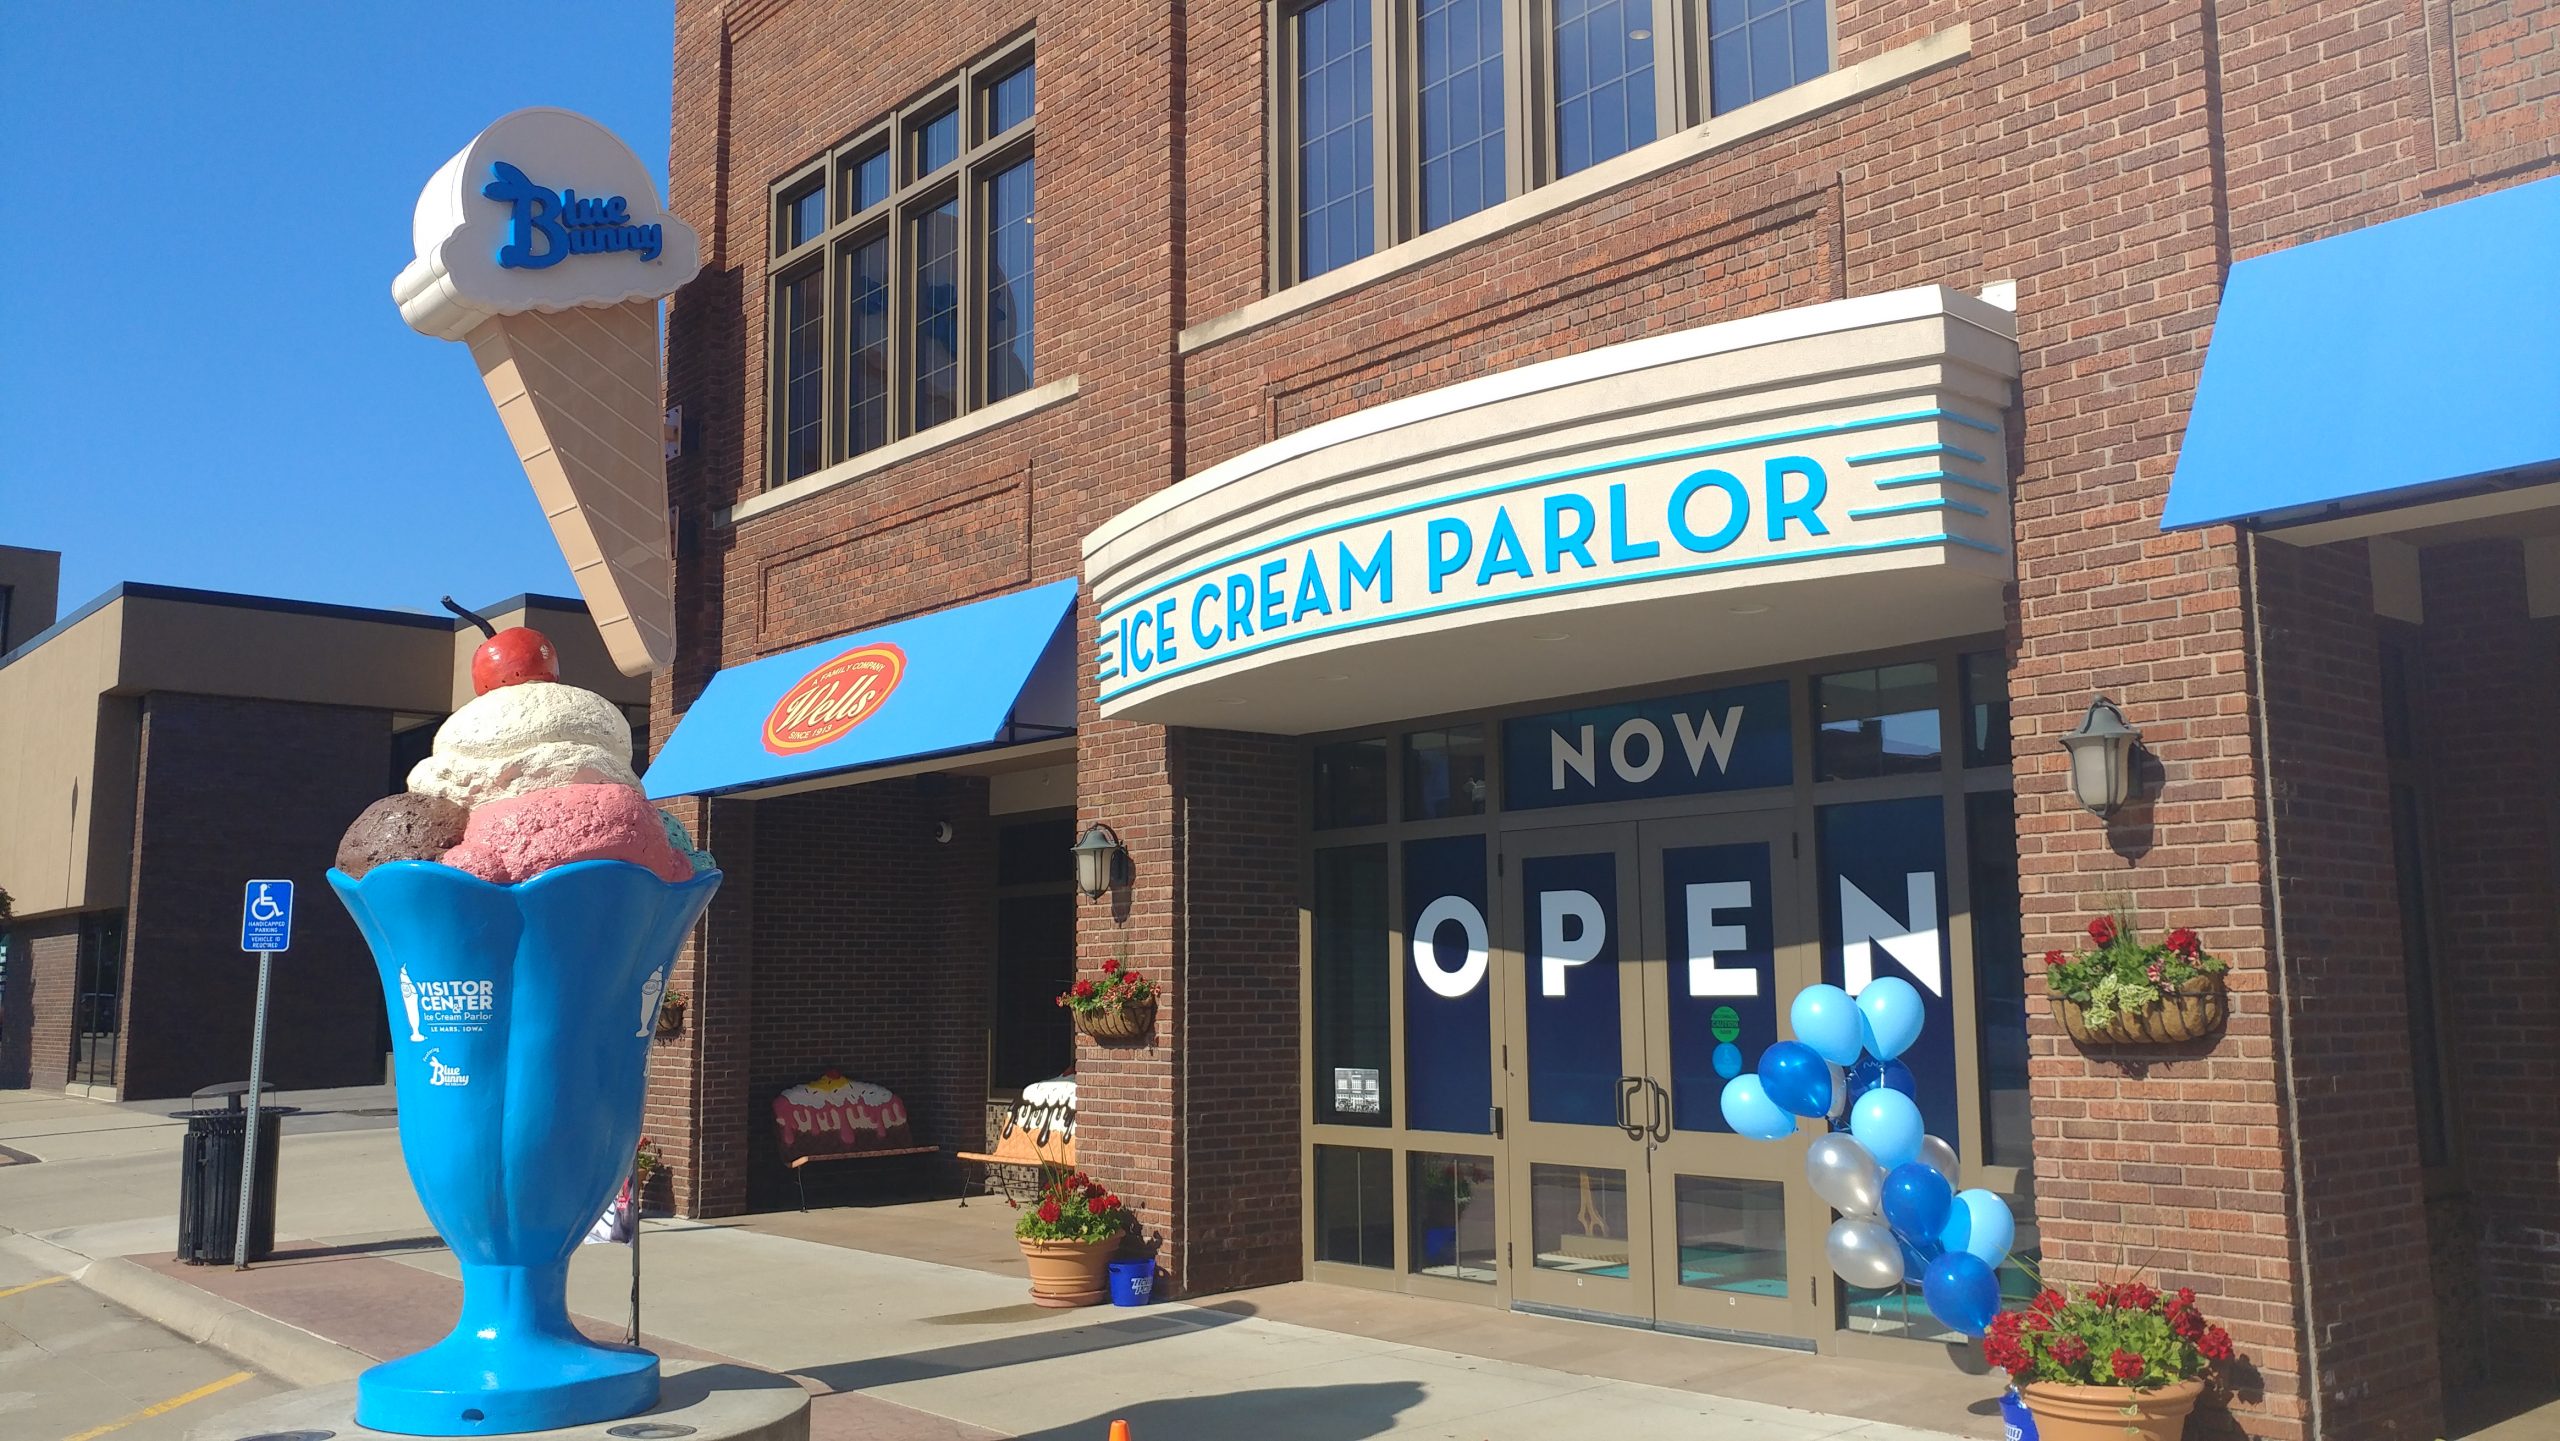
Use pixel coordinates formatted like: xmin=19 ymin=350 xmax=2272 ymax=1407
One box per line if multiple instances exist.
xmin=75 ymin=1255 xmax=374 ymax=1387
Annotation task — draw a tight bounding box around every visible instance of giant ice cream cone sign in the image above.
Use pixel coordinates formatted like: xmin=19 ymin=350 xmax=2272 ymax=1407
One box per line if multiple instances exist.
xmin=393 ymin=109 xmax=702 ymax=677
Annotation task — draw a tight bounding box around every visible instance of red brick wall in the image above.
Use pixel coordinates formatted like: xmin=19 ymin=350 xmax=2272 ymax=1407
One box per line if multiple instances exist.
xmin=120 ymin=693 xmax=393 ymax=1101
xmin=2414 ymin=541 xmax=2560 ymax=1380
xmin=17 ymin=916 xmax=79 ymax=1091
xmin=2252 ymin=540 xmax=2442 ymax=1433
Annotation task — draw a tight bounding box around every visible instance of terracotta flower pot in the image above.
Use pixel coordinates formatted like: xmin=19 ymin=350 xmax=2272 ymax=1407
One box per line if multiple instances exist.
xmin=1072 ymin=997 xmax=1157 ymax=1043
xmin=1018 ymin=1236 xmax=1116 ymax=1308
xmin=2052 ymin=977 xmax=2227 ymax=1045
xmin=2021 ymin=1378 xmax=2205 ymax=1441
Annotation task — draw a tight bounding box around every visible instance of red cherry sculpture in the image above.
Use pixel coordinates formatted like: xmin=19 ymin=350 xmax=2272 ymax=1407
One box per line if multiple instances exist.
xmin=442 ymin=596 xmax=563 ymax=695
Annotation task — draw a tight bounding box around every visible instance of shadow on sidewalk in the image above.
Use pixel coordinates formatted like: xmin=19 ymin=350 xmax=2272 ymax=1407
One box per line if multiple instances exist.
xmin=795 ymin=1305 xmax=1256 ymax=1394
xmin=1013 ymin=1382 xmax=1427 ymax=1441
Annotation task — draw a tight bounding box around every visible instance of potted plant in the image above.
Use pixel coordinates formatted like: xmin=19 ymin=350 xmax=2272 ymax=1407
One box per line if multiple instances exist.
xmin=1012 ymin=1168 xmax=1129 ymax=1307
xmin=2044 ymin=916 xmax=2229 ymax=1045
xmin=1056 ymin=957 xmax=1158 ymax=1042
xmin=1984 ymin=1281 xmax=2235 ymax=1440
xmin=654 ymin=987 xmax=687 ymax=1039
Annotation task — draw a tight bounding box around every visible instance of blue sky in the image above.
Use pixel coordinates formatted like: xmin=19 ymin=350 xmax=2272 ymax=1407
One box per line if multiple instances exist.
xmin=0 ymin=4 xmax=674 ymax=621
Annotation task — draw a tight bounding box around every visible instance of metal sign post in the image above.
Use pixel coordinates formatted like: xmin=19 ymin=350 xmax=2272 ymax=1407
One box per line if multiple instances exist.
xmin=236 ymin=880 xmax=294 ymax=1271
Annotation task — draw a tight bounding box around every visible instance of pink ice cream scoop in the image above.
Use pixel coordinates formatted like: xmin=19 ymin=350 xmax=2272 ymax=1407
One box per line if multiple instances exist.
xmin=440 ymin=783 xmax=692 ymax=885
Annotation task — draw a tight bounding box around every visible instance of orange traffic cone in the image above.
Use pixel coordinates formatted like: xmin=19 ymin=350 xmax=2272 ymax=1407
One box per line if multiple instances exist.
xmin=1107 ymin=1423 xmax=1131 ymax=1441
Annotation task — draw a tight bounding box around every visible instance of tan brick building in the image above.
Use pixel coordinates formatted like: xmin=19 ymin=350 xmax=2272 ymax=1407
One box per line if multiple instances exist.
xmin=636 ymin=4 xmax=2560 ymax=1437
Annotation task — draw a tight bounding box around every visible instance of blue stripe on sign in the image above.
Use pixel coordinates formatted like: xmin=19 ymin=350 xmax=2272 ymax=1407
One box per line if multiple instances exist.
xmin=1095 ymin=407 xmax=2005 ymax=624
xmin=1846 ymin=498 xmax=1989 ymax=521
xmin=1871 ymin=470 xmax=2003 ymax=495
xmin=1099 ymin=531 xmax=2007 ymax=702
xmin=1844 ymin=443 xmax=1989 ymax=466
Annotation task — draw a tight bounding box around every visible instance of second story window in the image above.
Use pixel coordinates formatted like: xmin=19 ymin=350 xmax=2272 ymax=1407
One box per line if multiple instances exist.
xmin=1278 ymin=0 xmax=1832 ymax=286
xmin=766 ymin=39 xmax=1036 ymax=488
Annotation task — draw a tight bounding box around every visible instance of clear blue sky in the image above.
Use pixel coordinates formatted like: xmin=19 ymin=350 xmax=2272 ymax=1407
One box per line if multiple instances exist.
xmin=0 ymin=4 xmax=674 ymax=621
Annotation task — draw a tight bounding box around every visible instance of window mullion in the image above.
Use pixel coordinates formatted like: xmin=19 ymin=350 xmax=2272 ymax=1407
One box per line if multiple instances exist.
xmin=959 ymin=159 xmax=981 ymax=411
xmin=1504 ymin=0 xmax=1537 ymax=197
xmin=1653 ymin=0 xmax=1686 ymax=133
xmin=1371 ymin=0 xmax=1400 ymax=252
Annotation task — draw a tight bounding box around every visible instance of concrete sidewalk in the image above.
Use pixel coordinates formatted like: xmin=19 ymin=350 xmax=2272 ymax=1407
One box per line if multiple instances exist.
xmin=0 ymin=1089 xmax=2001 ymax=1440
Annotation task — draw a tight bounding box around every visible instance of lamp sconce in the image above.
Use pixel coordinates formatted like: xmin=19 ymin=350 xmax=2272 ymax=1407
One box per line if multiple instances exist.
xmin=2059 ymin=696 xmax=2142 ymax=817
xmin=1071 ymin=821 xmax=1129 ymax=899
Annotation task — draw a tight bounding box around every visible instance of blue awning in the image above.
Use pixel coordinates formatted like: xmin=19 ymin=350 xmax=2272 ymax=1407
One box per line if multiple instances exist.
xmin=2162 ymin=174 xmax=2560 ymax=531
xmin=644 ymin=578 xmax=1077 ymax=799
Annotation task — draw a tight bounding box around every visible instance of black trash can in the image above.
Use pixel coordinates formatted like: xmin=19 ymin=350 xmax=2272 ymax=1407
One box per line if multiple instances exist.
xmin=174 ymin=1082 xmax=295 ymax=1265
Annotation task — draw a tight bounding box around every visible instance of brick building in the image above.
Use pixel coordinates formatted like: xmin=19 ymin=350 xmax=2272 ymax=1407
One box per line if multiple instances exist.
xmin=632 ymin=3 xmax=2560 ymax=1437
xmin=0 ymin=564 xmax=647 ymax=1101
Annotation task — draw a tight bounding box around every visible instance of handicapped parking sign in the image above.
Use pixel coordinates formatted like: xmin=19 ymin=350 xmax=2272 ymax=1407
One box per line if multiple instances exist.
xmin=241 ymin=880 xmax=294 ymax=953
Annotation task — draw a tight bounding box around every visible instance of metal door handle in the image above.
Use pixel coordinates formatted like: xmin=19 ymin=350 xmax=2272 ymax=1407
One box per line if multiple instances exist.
xmin=1646 ymin=1077 xmax=1672 ymax=1143
xmin=1614 ymin=1076 xmax=1646 ymax=1140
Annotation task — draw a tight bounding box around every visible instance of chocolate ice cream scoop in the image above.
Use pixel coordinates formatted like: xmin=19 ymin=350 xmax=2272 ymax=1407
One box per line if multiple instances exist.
xmin=337 ymin=793 xmax=470 ymax=878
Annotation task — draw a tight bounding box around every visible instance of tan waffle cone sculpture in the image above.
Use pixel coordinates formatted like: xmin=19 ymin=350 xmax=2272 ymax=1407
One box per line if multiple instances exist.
xmin=395 ymin=108 xmax=703 ymax=676
xmin=468 ymin=301 xmax=675 ymax=676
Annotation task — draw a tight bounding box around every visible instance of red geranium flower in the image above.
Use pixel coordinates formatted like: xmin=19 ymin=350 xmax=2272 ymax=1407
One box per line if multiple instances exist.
xmin=1072 ymin=979 xmax=1095 ymax=999
xmin=2146 ymin=960 xmax=2166 ymax=982
xmin=2088 ymin=916 xmax=2117 ymax=945
xmin=2031 ymin=1288 xmax=2067 ymax=1315
xmin=2043 ymin=950 xmax=2067 ymax=969
xmin=1098 ymin=1194 xmax=1121 ymax=1211
xmin=2174 ymin=1287 xmax=2197 ymax=1308
xmin=2051 ymin=1336 xmax=2090 ymax=1366
xmin=1102 ymin=957 xmax=1121 ymax=974
xmin=2170 ymin=1306 xmax=2206 ymax=1341
xmin=2111 ymin=1349 xmax=2145 ymax=1381
xmin=2024 ymin=1309 xmax=2052 ymax=1332
xmin=2087 ymin=1286 xmax=2113 ymax=1307
xmin=2166 ymin=927 xmax=2201 ymax=958
xmin=2198 ymin=1326 xmax=2235 ymax=1362
xmin=1037 ymin=1200 xmax=1061 ymax=1224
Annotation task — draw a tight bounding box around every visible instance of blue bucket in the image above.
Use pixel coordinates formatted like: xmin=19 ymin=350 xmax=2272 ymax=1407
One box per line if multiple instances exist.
xmin=1107 ymin=1259 xmax=1156 ymax=1306
xmin=1999 ymin=1389 xmax=2038 ymax=1441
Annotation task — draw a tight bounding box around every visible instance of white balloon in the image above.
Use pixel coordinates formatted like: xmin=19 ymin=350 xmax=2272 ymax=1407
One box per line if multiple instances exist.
xmin=1827 ymin=1215 xmax=1905 ymax=1291
xmin=1804 ymin=1133 xmax=1884 ymax=1217
xmin=1918 ymin=1133 xmax=1960 ymax=1182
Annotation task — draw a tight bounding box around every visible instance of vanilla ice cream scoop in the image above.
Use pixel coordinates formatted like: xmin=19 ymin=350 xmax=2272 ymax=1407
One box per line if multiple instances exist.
xmin=407 ymin=681 xmax=640 ymax=808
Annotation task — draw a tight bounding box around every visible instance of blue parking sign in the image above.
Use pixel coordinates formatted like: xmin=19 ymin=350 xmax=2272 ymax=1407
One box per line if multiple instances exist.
xmin=241 ymin=880 xmax=294 ymax=953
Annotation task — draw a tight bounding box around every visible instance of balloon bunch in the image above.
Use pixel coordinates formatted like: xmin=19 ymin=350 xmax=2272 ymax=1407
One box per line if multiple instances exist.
xmin=1716 ymin=978 xmax=2015 ymax=1337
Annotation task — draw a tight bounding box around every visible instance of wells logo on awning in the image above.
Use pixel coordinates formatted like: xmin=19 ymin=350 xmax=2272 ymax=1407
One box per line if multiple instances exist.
xmin=763 ymin=643 xmax=906 ymax=755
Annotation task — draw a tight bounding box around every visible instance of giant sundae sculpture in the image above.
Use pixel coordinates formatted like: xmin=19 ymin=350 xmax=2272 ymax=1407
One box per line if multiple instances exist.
xmin=330 ymin=105 xmax=713 ymax=1436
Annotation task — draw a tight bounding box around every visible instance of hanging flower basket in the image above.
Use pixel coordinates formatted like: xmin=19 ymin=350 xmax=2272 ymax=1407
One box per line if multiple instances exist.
xmin=2053 ymin=977 xmax=2226 ymax=1045
xmin=1073 ymin=996 xmax=1157 ymax=1042
xmin=1059 ymin=958 xmax=1158 ymax=1044
xmin=654 ymin=990 xmax=688 ymax=1039
xmin=2043 ymin=916 xmax=2229 ymax=1048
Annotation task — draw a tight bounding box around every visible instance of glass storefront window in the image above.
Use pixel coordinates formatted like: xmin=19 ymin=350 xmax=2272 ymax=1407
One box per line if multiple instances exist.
xmin=1529 ymin=1162 xmax=1630 ymax=1274
xmin=1403 ymin=725 xmax=1487 ymax=819
xmin=1672 ymin=1176 xmax=1786 ymax=1295
xmin=1965 ymin=790 xmax=2030 ymax=1168
xmin=1314 ymin=1145 xmax=1395 ymax=1267
xmin=1814 ymin=662 xmax=1940 ymax=779
xmin=1312 ymin=845 xmax=1391 ymax=1126
xmin=1409 ymin=1151 xmax=1497 ymax=1282
xmin=1961 ymin=650 xmax=2010 ymax=767
xmin=1313 ymin=737 xmax=1390 ymax=829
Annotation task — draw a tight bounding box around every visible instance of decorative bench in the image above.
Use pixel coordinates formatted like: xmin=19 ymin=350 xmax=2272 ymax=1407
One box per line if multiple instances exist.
xmin=956 ymin=1075 xmax=1075 ymax=1204
xmin=771 ymin=1073 xmax=939 ymax=1212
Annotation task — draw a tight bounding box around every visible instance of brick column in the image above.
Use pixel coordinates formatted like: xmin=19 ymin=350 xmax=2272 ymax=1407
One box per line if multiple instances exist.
xmin=2417 ymin=540 xmax=2560 ymax=1381
xmin=648 ymin=793 xmax=755 ymax=1218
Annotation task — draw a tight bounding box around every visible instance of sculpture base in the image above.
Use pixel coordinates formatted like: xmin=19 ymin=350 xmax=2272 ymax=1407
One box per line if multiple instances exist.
xmin=187 ymin=1360 xmax=809 ymax=1441
xmin=358 ymin=1329 xmax=658 ymax=1436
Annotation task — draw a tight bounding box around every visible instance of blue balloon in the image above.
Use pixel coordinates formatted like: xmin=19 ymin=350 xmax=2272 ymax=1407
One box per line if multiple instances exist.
xmin=1844 ymin=1056 xmax=1918 ymax=1106
xmin=1712 ymin=1042 xmax=1742 ymax=1079
xmin=1719 ymin=1075 xmax=1796 ymax=1141
xmin=1922 ymin=1252 xmax=2004 ymax=1337
xmin=1789 ymin=984 xmax=1865 ymax=1066
xmin=1896 ymin=1230 xmax=1943 ymax=1279
xmin=1881 ymin=1161 xmax=1953 ymax=1240
xmin=1855 ymin=977 xmax=1926 ymax=1061
xmin=1757 ymin=1040 xmax=1834 ymax=1119
xmin=1848 ymin=1088 xmax=1925 ymax=1171
xmin=1938 ymin=1188 xmax=2017 ymax=1268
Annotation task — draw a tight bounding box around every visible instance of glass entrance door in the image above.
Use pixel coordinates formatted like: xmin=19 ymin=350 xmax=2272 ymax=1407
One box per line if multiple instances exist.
xmin=1499 ymin=814 xmax=1826 ymax=1343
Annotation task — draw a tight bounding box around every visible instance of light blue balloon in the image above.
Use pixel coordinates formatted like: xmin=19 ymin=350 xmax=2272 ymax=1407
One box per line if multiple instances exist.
xmin=1937 ymin=1188 xmax=2016 ymax=1268
xmin=1789 ymin=984 xmax=1865 ymax=1066
xmin=1922 ymin=1252 xmax=2004 ymax=1337
xmin=1719 ymin=1075 xmax=1796 ymax=1141
xmin=1855 ymin=977 xmax=1926 ymax=1061
xmin=1848 ymin=1088 xmax=1924 ymax=1171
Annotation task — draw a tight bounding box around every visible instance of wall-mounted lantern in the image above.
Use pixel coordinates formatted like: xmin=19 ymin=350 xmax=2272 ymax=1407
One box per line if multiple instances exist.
xmin=2059 ymin=696 xmax=2141 ymax=817
xmin=1071 ymin=822 xmax=1128 ymax=899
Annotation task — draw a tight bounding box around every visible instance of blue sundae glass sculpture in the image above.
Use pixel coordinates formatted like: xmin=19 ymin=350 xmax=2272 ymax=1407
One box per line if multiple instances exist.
xmin=332 ymin=858 xmax=720 ymax=1436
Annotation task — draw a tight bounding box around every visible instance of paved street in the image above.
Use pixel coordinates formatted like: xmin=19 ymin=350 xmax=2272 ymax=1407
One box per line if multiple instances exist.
xmin=0 ymin=1242 xmax=282 ymax=1441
